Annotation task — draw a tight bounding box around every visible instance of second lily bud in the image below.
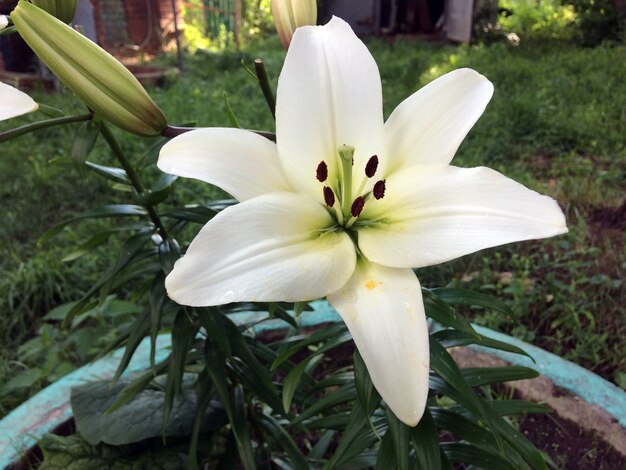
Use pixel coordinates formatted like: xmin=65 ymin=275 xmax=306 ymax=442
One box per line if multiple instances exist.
xmin=31 ymin=0 xmax=77 ymax=23
xmin=11 ymin=0 xmax=167 ymax=136
xmin=271 ymin=0 xmax=317 ymax=48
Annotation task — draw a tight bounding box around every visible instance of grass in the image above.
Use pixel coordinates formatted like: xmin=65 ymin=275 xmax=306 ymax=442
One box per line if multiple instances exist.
xmin=0 ymin=33 xmax=624 ymax=417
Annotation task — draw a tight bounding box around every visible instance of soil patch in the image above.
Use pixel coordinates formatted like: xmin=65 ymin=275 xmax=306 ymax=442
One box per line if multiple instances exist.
xmin=520 ymin=412 xmax=625 ymax=469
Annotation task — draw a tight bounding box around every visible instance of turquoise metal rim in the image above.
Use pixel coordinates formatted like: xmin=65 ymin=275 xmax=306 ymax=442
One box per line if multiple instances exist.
xmin=1 ymin=300 xmax=624 ymax=468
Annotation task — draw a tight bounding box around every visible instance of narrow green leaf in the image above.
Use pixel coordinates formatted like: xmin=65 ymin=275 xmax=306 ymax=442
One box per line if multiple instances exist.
xmin=272 ymin=323 xmax=347 ymax=370
xmin=112 ymin=309 xmax=151 ymax=381
xmin=441 ymin=442 xmax=516 ymax=470
xmin=489 ymin=399 xmax=551 ymax=416
xmin=136 ymin=183 xmax=173 ymax=206
xmin=324 ymin=402 xmax=368 ymax=469
xmin=386 ymin=408 xmax=410 ymax=470
xmin=293 ymin=384 xmax=355 ymax=425
xmin=161 ymin=206 xmax=218 ymax=225
xmin=489 ymin=412 xmax=549 ymax=470
xmin=71 ymin=120 xmax=100 ymax=164
xmin=293 ymin=301 xmax=307 ymax=318
xmin=215 ymin=430 xmax=240 ymax=470
xmin=38 ymin=204 xmax=147 ymax=244
xmin=410 ymin=408 xmax=441 ymax=470
xmin=149 ymin=274 xmax=167 ymax=371
xmin=429 ymin=339 xmax=503 ymax=451
xmin=282 ymin=356 xmax=314 ymax=413
xmin=138 ymin=137 xmax=168 ymax=169
xmin=257 ymin=414 xmax=309 ymax=470
xmin=432 ymin=287 xmax=516 ymax=320
xmin=270 ymin=304 xmax=298 ymax=328
xmin=158 ymin=238 xmax=180 ymax=274
xmin=353 ymin=349 xmax=378 ymax=416
xmin=189 ymin=368 xmax=213 ymax=470
xmin=106 ymin=361 xmax=168 ymax=414
xmin=422 ymin=288 xmax=477 ymax=336
xmin=431 ymin=408 xmax=495 ymax=448
xmin=305 ymin=413 xmax=350 ymax=431
xmin=232 ymin=384 xmax=257 ymax=470
xmin=223 ymin=91 xmax=241 ymax=128
xmin=433 ymin=329 xmax=534 ymax=361
xmin=219 ymin=315 xmax=284 ymax=414
xmin=85 ymin=160 xmax=129 ymax=184
xmin=461 ymin=366 xmax=539 ymax=387
xmin=163 ymin=310 xmax=199 ymax=426
xmin=375 ymin=429 xmax=396 ymax=470
xmin=197 ymin=307 xmax=232 ymax=358
xmin=64 ymin=230 xmax=153 ymax=327
xmin=61 ymin=231 xmax=114 ymax=262
xmin=309 ymin=430 xmax=334 ymax=461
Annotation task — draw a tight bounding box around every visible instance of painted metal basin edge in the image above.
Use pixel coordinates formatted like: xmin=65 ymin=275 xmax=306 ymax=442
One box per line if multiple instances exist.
xmin=1 ymin=300 xmax=624 ymax=468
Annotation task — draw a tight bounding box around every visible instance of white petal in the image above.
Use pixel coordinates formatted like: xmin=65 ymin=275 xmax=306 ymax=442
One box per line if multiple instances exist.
xmin=0 ymin=81 xmax=38 ymax=120
xmin=275 ymin=17 xmax=384 ymax=202
xmin=166 ymin=192 xmax=356 ymax=306
xmin=359 ymin=165 xmax=568 ymax=268
xmin=158 ymin=128 xmax=291 ymax=202
xmin=383 ymin=69 xmax=493 ymax=173
xmin=0 ymin=15 xmax=8 ymax=30
xmin=328 ymin=261 xmax=429 ymax=426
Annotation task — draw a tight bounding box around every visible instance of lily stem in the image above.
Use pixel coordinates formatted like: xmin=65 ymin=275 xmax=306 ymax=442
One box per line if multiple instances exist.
xmin=0 ymin=113 xmax=92 ymax=143
xmin=254 ymin=58 xmax=276 ymax=120
xmin=100 ymin=123 xmax=169 ymax=239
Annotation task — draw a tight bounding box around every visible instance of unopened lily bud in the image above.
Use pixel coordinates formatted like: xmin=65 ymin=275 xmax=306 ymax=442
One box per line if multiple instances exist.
xmin=0 ymin=15 xmax=8 ymax=30
xmin=0 ymin=81 xmax=38 ymax=120
xmin=271 ymin=0 xmax=316 ymax=48
xmin=11 ymin=1 xmax=167 ymax=136
xmin=31 ymin=0 xmax=77 ymax=23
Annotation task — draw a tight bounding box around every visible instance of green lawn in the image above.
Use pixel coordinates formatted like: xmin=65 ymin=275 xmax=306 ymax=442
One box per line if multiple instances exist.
xmin=1 ymin=35 xmax=624 ymax=416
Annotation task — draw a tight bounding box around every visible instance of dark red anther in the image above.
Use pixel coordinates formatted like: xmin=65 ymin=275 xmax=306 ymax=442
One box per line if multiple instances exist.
xmin=323 ymin=186 xmax=335 ymax=207
xmin=316 ymin=161 xmax=328 ymax=182
xmin=351 ymin=196 xmax=365 ymax=217
xmin=373 ymin=180 xmax=386 ymax=200
xmin=365 ymin=155 xmax=379 ymax=178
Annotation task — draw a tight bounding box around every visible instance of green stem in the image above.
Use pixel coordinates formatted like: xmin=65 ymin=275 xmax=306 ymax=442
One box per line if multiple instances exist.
xmin=0 ymin=25 xmax=16 ymax=37
xmin=100 ymin=123 xmax=169 ymax=239
xmin=254 ymin=58 xmax=276 ymax=120
xmin=0 ymin=113 xmax=92 ymax=143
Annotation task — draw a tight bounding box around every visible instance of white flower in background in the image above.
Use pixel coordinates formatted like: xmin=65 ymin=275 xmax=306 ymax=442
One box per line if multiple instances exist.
xmin=271 ymin=0 xmax=317 ymax=47
xmin=158 ymin=18 xmax=567 ymax=426
xmin=0 ymin=82 xmax=38 ymax=120
xmin=0 ymin=15 xmax=8 ymax=30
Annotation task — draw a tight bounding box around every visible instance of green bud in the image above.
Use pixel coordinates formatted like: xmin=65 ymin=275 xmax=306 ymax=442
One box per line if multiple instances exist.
xmin=30 ymin=0 xmax=77 ymax=23
xmin=11 ymin=1 xmax=167 ymax=136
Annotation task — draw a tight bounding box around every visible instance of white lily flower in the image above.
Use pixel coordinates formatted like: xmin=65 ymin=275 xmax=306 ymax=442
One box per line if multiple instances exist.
xmin=0 ymin=82 xmax=39 ymax=120
xmin=0 ymin=15 xmax=8 ymax=30
xmin=158 ymin=17 xmax=567 ymax=426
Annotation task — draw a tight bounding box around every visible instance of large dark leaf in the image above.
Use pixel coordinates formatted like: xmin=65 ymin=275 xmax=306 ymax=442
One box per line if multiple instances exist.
xmin=71 ymin=376 xmax=226 ymax=446
xmin=38 ymin=433 xmax=187 ymax=469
